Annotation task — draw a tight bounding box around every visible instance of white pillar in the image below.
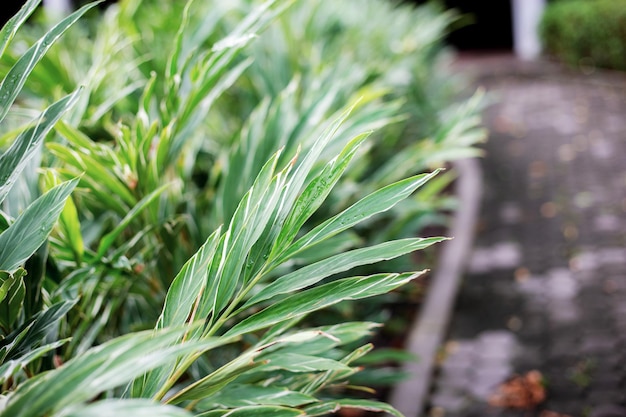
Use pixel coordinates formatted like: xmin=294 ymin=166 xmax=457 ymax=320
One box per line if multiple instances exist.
xmin=43 ymin=0 xmax=72 ymax=18
xmin=512 ymin=0 xmax=546 ymax=60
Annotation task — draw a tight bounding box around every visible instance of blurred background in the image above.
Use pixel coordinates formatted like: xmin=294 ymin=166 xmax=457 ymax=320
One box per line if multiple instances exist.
xmin=2 ymin=0 xmax=516 ymax=52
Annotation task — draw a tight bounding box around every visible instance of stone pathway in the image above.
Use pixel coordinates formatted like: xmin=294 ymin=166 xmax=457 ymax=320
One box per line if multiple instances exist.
xmin=428 ymin=61 xmax=626 ymax=417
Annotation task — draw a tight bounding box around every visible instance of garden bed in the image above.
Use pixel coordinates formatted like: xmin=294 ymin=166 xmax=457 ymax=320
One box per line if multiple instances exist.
xmin=0 ymin=1 xmax=485 ymax=415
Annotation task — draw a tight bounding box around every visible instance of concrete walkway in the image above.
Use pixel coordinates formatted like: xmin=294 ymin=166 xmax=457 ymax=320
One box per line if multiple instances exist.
xmin=428 ymin=57 xmax=626 ymax=417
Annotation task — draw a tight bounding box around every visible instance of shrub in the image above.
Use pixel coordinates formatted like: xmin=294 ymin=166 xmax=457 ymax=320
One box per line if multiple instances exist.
xmin=0 ymin=0 xmax=484 ymax=415
xmin=540 ymin=0 xmax=626 ymax=71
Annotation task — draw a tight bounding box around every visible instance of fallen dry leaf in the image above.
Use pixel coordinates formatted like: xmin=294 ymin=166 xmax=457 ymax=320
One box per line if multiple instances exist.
xmin=489 ymin=370 xmax=546 ymax=410
xmin=338 ymin=408 xmax=366 ymax=417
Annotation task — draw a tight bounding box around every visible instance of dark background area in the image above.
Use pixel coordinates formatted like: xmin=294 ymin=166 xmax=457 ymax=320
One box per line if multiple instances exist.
xmin=408 ymin=0 xmax=514 ymax=50
xmin=2 ymin=0 xmax=514 ymax=51
xmin=443 ymin=0 xmax=513 ymax=50
xmin=2 ymin=1 xmax=26 ymax=24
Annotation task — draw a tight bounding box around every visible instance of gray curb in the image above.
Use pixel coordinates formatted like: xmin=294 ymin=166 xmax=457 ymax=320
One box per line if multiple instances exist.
xmin=388 ymin=157 xmax=483 ymax=417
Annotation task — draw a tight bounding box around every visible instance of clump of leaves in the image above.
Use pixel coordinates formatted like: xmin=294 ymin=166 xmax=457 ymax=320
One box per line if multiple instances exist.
xmin=0 ymin=0 xmax=97 ymax=393
xmin=0 ymin=0 xmax=482 ymax=417
xmin=0 ymin=1 xmax=458 ymax=416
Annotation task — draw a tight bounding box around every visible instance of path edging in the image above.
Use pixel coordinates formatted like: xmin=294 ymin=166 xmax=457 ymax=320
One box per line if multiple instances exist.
xmin=388 ymin=157 xmax=483 ymax=417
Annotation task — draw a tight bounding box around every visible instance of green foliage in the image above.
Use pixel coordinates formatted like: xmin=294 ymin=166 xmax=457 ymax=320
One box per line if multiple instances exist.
xmin=0 ymin=0 xmax=97 ymax=399
xmin=0 ymin=0 xmax=485 ymax=415
xmin=540 ymin=0 xmax=626 ymax=71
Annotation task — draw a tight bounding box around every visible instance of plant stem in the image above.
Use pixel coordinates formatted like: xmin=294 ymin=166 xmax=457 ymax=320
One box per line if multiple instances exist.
xmin=154 ymin=350 xmax=204 ymax=401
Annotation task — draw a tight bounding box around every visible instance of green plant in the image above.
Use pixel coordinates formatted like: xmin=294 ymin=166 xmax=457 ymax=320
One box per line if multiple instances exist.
xmin=540 ymin=0 xmax=626 ymax=71
xmin=0 ymin=0 xmax=485 ymax=348
xmin=0 ymin=0 xmax=487 ymax=414
xmin=0 ymin=0 xmax=96 ymax=392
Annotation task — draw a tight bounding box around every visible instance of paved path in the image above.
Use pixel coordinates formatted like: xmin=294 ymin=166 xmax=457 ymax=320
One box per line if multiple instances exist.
xmin=428 ymin=60 xmax=626 ymax=417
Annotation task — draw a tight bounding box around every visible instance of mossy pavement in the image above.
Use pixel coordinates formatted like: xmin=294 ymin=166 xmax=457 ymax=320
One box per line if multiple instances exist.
xmin=427 ymin=55 xmax=626 ymax=417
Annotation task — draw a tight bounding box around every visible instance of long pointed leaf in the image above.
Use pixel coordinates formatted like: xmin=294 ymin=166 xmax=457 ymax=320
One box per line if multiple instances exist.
xmin=0 ymin=268 xmax=24 ymax=306
xmin=131 ymin=228 xmax=225 ymax=399
xmin=277 ymin=170 xmax=441 ymax=263
xmin=198 ymin=405 xmax=304 ymax=417
xmin=0 ymin=0 xmax=40 ymax=58
xmin=198 ymin=385 xmax=316 ymax=409
xmin=304 ymin=399 xmax=403 ymax=417
xmin=244 ymin=237 xmax=446 ymax=309
xmin=2 ymin=326 xmax=209 ymax=417
xmin=57 ymin=399 xmax=191 ymax=417
xmin=131 ymin=334 xmax=239 ymax=400
xmin=2 ymin=299 xmax=75 ymax=361
xmin=0 ymin=178 xmax=78 ymax=272
xmin=197 ymin=150 xmax=288 ymax=321
xmin=225 ymin=271 xmax=425 ymax=338
xmin=0 ymin=268 xmax=25 ymax=329
xmin=0 ymin=1 xmax=100 ymax=123
xmin=157 ymin=227 xmax=223 ymax=329
xmin=238 ymin=105 xmax=358 ymax=289
xmin=260 ymin=352 xmax=351 ymax=373
xmin=0 ymin=338 xmax=69 ymax=385
xmin=167 ymin=332 xmax=324 ymax=404
xmin=271 ymin=132 xmax=370 ymax=259
xmin=0 ymin=91 xmax=81 ymax=205
xmin=96 ymin=183 xmax=169 ymax=258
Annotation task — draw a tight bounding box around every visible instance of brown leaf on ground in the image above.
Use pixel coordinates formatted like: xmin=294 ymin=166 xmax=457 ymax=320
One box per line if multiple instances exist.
xmin=488 ymin=370 xmax=546 ymax=410
xmin=337 ymin=408 xmax=366 ymax=417
xmin=539 ymin=410 xmax=572 ymax=417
